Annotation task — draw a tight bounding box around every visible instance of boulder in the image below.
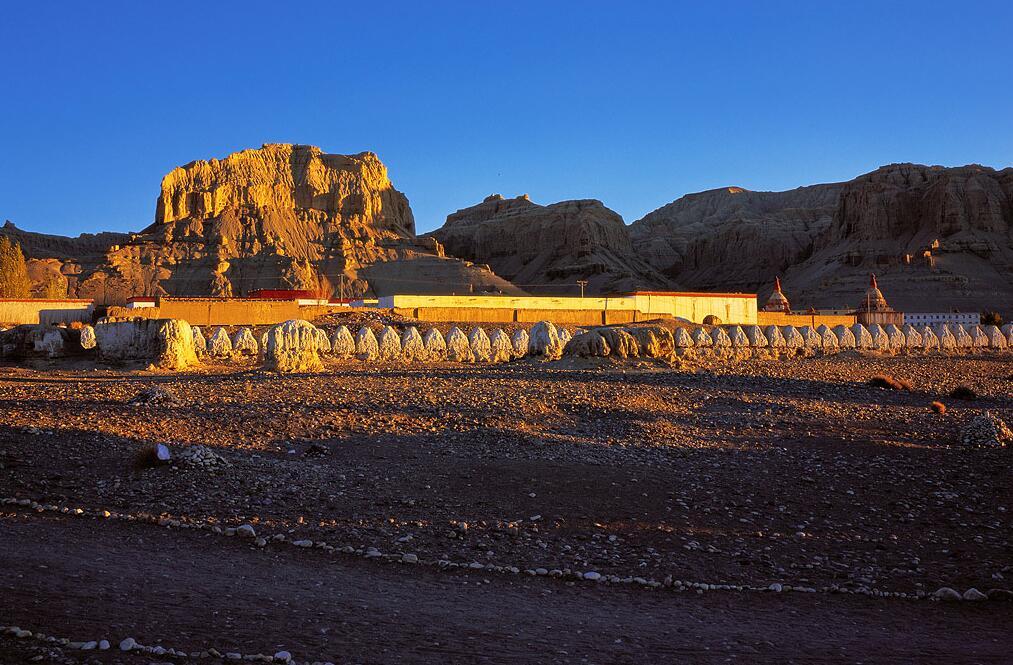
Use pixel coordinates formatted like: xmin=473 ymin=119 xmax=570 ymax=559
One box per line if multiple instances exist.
xmin=423 ymin=328 xmax=447 ymax=359
xmin=933 ymin=325 xmax=957 ymax=351
xmin=95 ymin=317 xmax=199 ymax=370
xmin=80 ymin=324 xmax=97 ymax=350
xmin=629 ymin=326 xmax=674 ymax=358
xmin=984 ymin=325 xmax=1007 ymax=350
xmin=596 ymin=327 xmax=640 ymax=358
xmin=191 ymin=326 xmax=207 ymax=356
xmin=231 ymin=328 xmax=259 ymax=356
xmin=510 ymin=329 xmax=529 ymax=358
xmin=953 ymin=325 xmax=974 ymax=348
xmin=850 ymin=324 xmax=874 ymax=349
xmin=263 ymin=320 xmax=323 ymax=372
xmin=969 ymin=325 xmax=989 ymax=348
xmin=446 ymin=326 xmax=474 ymax=362
xmin=726 ymin=326 xmax=748 ymax=348
xmin=355 ymin=326 xmax=380 ymax=361
xmin=764 ymin=325 xmax=786 ymax=349
xmin=798 ymin=325 xmax=822 ymax=349
xmin=781 ymin=326 xmax=804 ymax=350
xmin=901 ymin=324 xmax=923 ymax=348
xmin=884 ymin=324 xmax=906 ymax=349
xmin=711 ymin=327 xmax=732 ymax=348
xmin=377 ymin=325 xmax=402 ymax=361
xmin=40 ymin=328 xmax=66 ymax=358
xmin=744 ymin=325 xmax=768 ymax=348
xmin=489 ymin=329 xmax=513 ymax=363
xmin=690 ymin=327 xmax=713 ymax=348
xmin=558 ymin=328 xmax=573 ymax=346
xmin=1003 ymin=323 xmax=1013 ymax=345
xmin=330 ymin=326 xmax=355 ymax=359
xmin=867 ymin=324 xmax=891 ymax=351
xmin=528 ymin=321 xmax=565 ymax=359
xmin=673 ymin=327 xmax=695 ymax=349
xmin=920 ymin=325 xmax=940 ymax=351
xmin=315 ymin=328 xmax=332 ymax=353
xmin=816 ymin=324 xmax=838 ymax=350
xmin=401 ymin=326 xmax=427 ymax=361
xmin=208 ymin=327 xmax=233 ymax=358
xmin=832 ymin=325 xmax=856 ymax=349
xmin=563 ymin=330 xmax=611 ymax=357
xmin=469 ymin=327 xmax=492 ymax=362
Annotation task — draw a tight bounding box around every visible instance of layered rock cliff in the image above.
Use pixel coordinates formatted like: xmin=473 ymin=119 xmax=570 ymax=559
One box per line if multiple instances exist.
xmin=427 ymin=195 xmax=672 ymax=294
xmin=2 ymin=144 xmax=518 ymax=303
xmin=631 ymin=164 xmax=1013 ymax=311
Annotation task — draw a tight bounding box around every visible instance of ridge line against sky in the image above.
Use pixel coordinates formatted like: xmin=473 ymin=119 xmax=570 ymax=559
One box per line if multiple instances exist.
xmin=1 ymin=0 xmax=1012 ymax=236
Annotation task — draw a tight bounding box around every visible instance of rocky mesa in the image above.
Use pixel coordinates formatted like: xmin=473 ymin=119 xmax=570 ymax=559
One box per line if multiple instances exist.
xmin=2 ymin=144 xmax=518 ymax=304
xmin=427 ymin=194 xmax=672 ymax=294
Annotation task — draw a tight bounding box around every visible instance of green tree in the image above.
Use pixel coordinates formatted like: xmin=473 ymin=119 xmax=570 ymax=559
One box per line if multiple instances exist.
xmin=0 ymin=236 xmax=31 ymax=298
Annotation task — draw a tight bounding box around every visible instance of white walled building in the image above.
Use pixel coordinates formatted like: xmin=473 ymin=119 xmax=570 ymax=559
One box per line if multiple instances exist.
xmin=903 ymin=312 xmax=979 ymax=327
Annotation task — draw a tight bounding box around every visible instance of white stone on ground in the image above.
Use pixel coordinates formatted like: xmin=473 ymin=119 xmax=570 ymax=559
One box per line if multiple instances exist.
xmin=355 ymin=326 xmax=379 ymax=361
xmin=832 ymin=325 xmax=856 ymax=349
xmin=764 ymin=325 xmax=786 ymax=349
xmin=934 ymin=324 xmax=957 ymax=350
xmin=510 ymin=329 xmax=529 ymax=358
xmin=80 ymin=324 xmax=97 ymax=350
xmin=984 ymin=325 xmax=1007 ymax=349
xmin=264 ymin=320 xmax=323 ymax=372
xmin=208 ymin=327 xmax=233 ymax=358
xmin=41 ymin=329 xmax=65 ymax=358
xmin=744 ymin=325 xmax=767 ymax=347
xmin=900 ymin=324 xmax=922 ymax=348
xmin=867 ymin=324 xmax=891 ymax=351
xmin=953 ymin=325 xmax=974 ymax=348
xmin=712 ymin=327 xmax=733 ymax=348
xmin=673 ymin=328 xmax=694 ymax=348
xmin=423 ymin=328 xmax=447 ymax=359
xmin=231 ymin=328 xmax=259 ymax=355
xmin=691 ymin=327 xmax=712 ymax=347
xmin=377 ymin=325 xmax=402 ymax=361
xmin=850 ymin=323 xmax=873 ymax=349
xmin=446 ymin=326 xmax=474 ymax=362
xmin=489 ymin=329 xmax=513 ymax=363
xmin=330 ymin=326 xmax=355 ymax=359
xmin=920 ymin=325 xmax=939 ymax=351
xmin=314 ymin=328 xmax=331 ymax=353
xmin=781 ymin=326 xmax=804 ymax=350
xmin=192 ymin=326 xmax=207 ymax=356
xmin=528 ymin=321 xmax=564 ymax=359
xmin=469 ymin=327 xmax=492 ymax=362
xmin=969 ymin=325 xmax=989 ymax=348
xmin=884 ymin=324 xmax=907 ymax=349
xmin=798 ymin=326 xmax=821 ymax=349
xmin=401 ymin=326 xmax=426 ymax=361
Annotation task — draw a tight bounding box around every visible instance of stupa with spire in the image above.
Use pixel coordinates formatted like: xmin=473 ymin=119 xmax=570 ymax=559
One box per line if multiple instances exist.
xmin=761 ymin=276 xmax=791 ymax=313
xmin=855 ymin=273 xmax=903 ymax=326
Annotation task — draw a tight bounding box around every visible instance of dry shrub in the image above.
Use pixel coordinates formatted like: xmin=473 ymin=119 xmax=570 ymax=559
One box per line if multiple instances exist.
xmin=869 ymin=374 xmax=913 ymax=391
xmin=949 ymin=385 xmax=977 ymax=401
xmin=930 ymin=401 xmax=947 ymax=414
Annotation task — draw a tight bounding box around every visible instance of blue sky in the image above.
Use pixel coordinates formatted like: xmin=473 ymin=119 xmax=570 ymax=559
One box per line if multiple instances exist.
xmin=1 ymin=1 xmax=1011 ymax=236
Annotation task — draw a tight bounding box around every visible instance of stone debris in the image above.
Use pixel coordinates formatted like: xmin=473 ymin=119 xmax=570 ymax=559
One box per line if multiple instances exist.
xmin=401 ymin=326 xmax=427 ymax=362
xmin=208 ymin=327 xmax=233 ymax=358
xmin=423 ymin=328 xmax=447 ymax=359
xmin=781 ymin=326 xmax=804 ymax=351
xmin=673 ymin=327 xmax=695 ymax=349
xmin=764 ymin=325 xmax=786 ymax=349
xmin=510 ymin=329 xmax=529 ymax=358
xmin=815 ymin=325 xmax=838 ymax=350
xmin=984 ymin=325 xmax=1007 ymax=349
xmin=446 ymin=327 xmax=474 ymax=363
xmin=355 ymin=326 xmax=380 ymax=361
xmin=231 ymin=328 xmax=259 ymax=356
xmin=330 ymin=326 xmax=355 ymax=359
xmin=901 ymin=324 xmax=922 ymax=348
xmin=867 ymin=324 xmax=891 ymax=351
xmin=264 ymin=320 xmax=324 ymax=372
xmin=960 ymin=412 xmax=1012 ymax=448
xmin=934 ymin=325 xmax=957 ymax=351
xmin=377 ymin=326 xmax=402 ymax=361
xmin=883 ymin=324 xmax=906 ymax=349
xmin=489 ymin=329 xmax=513 ymax=363
xmin=79 ymin=324 xmax=97 ymax=350
xmin=690 ymin=327 xmax=713 ymax=349
xmin=528 ymin=321 xmax=564 ymax=359
xmin=128 ymin=386 xmax=181 ymax=406
xmin=177 ymin=445 xmax=230 ymax=470
xmin=469 ymin=327 xmax=492 ymax=362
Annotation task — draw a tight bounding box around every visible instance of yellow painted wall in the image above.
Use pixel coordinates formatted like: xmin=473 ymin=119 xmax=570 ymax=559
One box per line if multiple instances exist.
xmin=0 ymin=299 xmax=94 ymax=325
xmin=757 ymin=311 xmax=857 ymax=328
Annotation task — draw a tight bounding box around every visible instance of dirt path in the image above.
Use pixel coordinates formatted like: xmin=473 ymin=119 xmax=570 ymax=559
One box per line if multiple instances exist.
xmin=1 ymin=513 xmax=1009 ymax=664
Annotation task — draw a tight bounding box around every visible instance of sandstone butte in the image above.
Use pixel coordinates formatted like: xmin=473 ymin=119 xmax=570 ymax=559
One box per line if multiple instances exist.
xmin=1 ymin=144 xmax=517 ymax=304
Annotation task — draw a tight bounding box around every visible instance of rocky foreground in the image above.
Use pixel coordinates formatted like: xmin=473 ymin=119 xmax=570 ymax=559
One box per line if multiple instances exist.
xmin=0 ymin=352 xmax=1010 ymax=663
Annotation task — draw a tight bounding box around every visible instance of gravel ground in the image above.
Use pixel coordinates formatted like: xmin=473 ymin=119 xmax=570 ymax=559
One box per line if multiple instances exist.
xmin=0 ymin=351 xmax=1010 ymax=662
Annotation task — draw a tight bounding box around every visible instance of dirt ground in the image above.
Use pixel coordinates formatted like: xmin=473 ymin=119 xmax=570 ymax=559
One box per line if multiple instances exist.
xmin=0 ymin=352 xmax=1011 ymax=663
